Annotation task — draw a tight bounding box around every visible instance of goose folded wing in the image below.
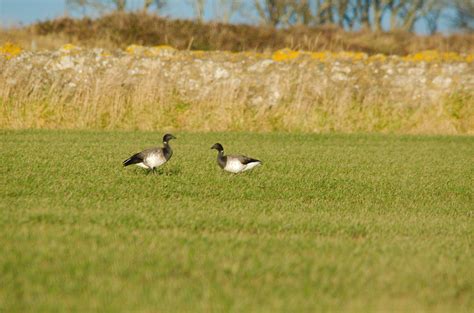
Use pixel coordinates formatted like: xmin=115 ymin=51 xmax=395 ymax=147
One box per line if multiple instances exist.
xmin=236 ymin=155 xmax=261 ymax=164
xmin=123 ymin=151 xmax=145 ymax=166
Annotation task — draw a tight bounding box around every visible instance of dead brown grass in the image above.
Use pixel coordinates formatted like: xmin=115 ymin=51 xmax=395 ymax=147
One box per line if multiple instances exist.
xmin=2 ymin=12 xmax=474 ymax=55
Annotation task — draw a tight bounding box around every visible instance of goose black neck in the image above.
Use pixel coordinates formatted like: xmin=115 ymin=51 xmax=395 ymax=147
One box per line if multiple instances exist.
xmin=216 ymin=150 xmax=226 ymax=169
xmin=163 ymin=141 xmax=173 ymax=160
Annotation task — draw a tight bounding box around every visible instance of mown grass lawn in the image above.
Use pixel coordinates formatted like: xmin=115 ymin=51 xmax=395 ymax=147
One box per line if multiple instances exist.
xmin=0 ymin=130 xmax=472 ymax=312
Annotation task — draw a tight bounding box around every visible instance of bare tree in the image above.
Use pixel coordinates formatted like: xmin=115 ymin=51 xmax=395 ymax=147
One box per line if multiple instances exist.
xmin=389 ymin=0 xmax=406 ymax=30
xmin=188 ymin=0 xmax=206 ymax=22
xmin=400 ymin=0 xmax=425 ymax=31
xmin=451 ymin=0 xmax=474 ymax=32
xmin=372 ymin=0 xmax=385 ymax=31
xmin=288 ymin=0 xmax=311 ymax=25
xmin=112 ymin=0 xmax=126 ymax=11
xmin=417 ymin=0 xmax=444 ymax=34
xmin=254 ymin=0 xmax=295 ymax=27
xmin=66 ymin=0 xmax=108 ymax=15
xmin=213 ymin=0 xmax=244 ymax=23
xmin=357 ymin=0 xmax=371 ymax=29
xmin=67 ymin=0 xmax=468 ymax=33
xmin=424 ymin=8 xmax=441 ymax=34
xmin=66 ymin=0 xmax=126 ymax=13
xmin=144 ymin=0 xmax=153 ymax=10
xmin=335 ymin=0 xmax=354 ymax=28
xmin=143 ymin=0 xmax=167 ymax=13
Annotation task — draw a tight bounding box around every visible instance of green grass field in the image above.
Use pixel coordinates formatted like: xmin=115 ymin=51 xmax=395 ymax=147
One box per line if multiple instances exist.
xmin=0 ymin=130 xmax=472 ymax=312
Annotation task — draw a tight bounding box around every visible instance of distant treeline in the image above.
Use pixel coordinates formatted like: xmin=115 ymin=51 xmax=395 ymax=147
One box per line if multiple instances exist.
xmin=65 ymin=0 xmax=474 ymax=34
xmin=29 ymin=12 xmax=474 ymax=55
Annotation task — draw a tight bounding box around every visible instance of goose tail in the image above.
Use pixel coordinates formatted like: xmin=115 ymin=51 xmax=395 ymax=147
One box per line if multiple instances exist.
xmin=244 ymin=160 xmax=262 ymax=171
xmin=123 ymin=154 xmax=142 ymax=167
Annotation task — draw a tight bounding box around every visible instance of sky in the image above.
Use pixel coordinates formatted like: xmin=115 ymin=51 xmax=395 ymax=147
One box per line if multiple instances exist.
xmin=0 ymin=0 xmax=455 ymax=34
xmin=0 ymin=0 xmax=240 ymax=26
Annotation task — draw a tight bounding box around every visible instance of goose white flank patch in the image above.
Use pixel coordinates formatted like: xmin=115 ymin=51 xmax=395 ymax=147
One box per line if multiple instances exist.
xmin=211 ymin=143 xmax=262 ymax=173
xmin=123 ymin=134 xmax=176 ymax=171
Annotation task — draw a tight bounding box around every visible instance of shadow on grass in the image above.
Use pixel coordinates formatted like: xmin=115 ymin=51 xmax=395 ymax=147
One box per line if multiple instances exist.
xmin=127 ymin=166 xmax=182 ymax=176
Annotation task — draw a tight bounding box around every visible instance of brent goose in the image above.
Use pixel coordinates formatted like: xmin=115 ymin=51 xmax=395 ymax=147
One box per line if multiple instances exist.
xmin=211 ymin=143 xmax=262 ymax=173
xmin=123 ymin=134 xmax=176 ymax=172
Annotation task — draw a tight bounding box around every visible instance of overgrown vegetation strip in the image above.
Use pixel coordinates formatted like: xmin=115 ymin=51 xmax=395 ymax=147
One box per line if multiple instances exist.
xmin=1 ymin=44 xmax=472 ymax=134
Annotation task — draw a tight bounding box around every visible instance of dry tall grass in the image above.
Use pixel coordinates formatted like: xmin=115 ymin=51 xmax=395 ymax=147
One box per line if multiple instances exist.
xmin=2 ymin=12 xmax=474 ymax=55
xmin=1 ymin=44 xmax=472 ymax=134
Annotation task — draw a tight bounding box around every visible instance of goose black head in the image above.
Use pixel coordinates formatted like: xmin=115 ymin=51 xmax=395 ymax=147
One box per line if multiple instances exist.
xmin=210 ymin=143 xmax=224 ymax=152
xmin=163 ymin=133 xmax=176 ymax=143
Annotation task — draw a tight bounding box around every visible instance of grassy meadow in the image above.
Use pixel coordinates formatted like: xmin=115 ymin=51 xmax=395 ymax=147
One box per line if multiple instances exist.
xmin=0 ymin=130 xmax=473 ymax=312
